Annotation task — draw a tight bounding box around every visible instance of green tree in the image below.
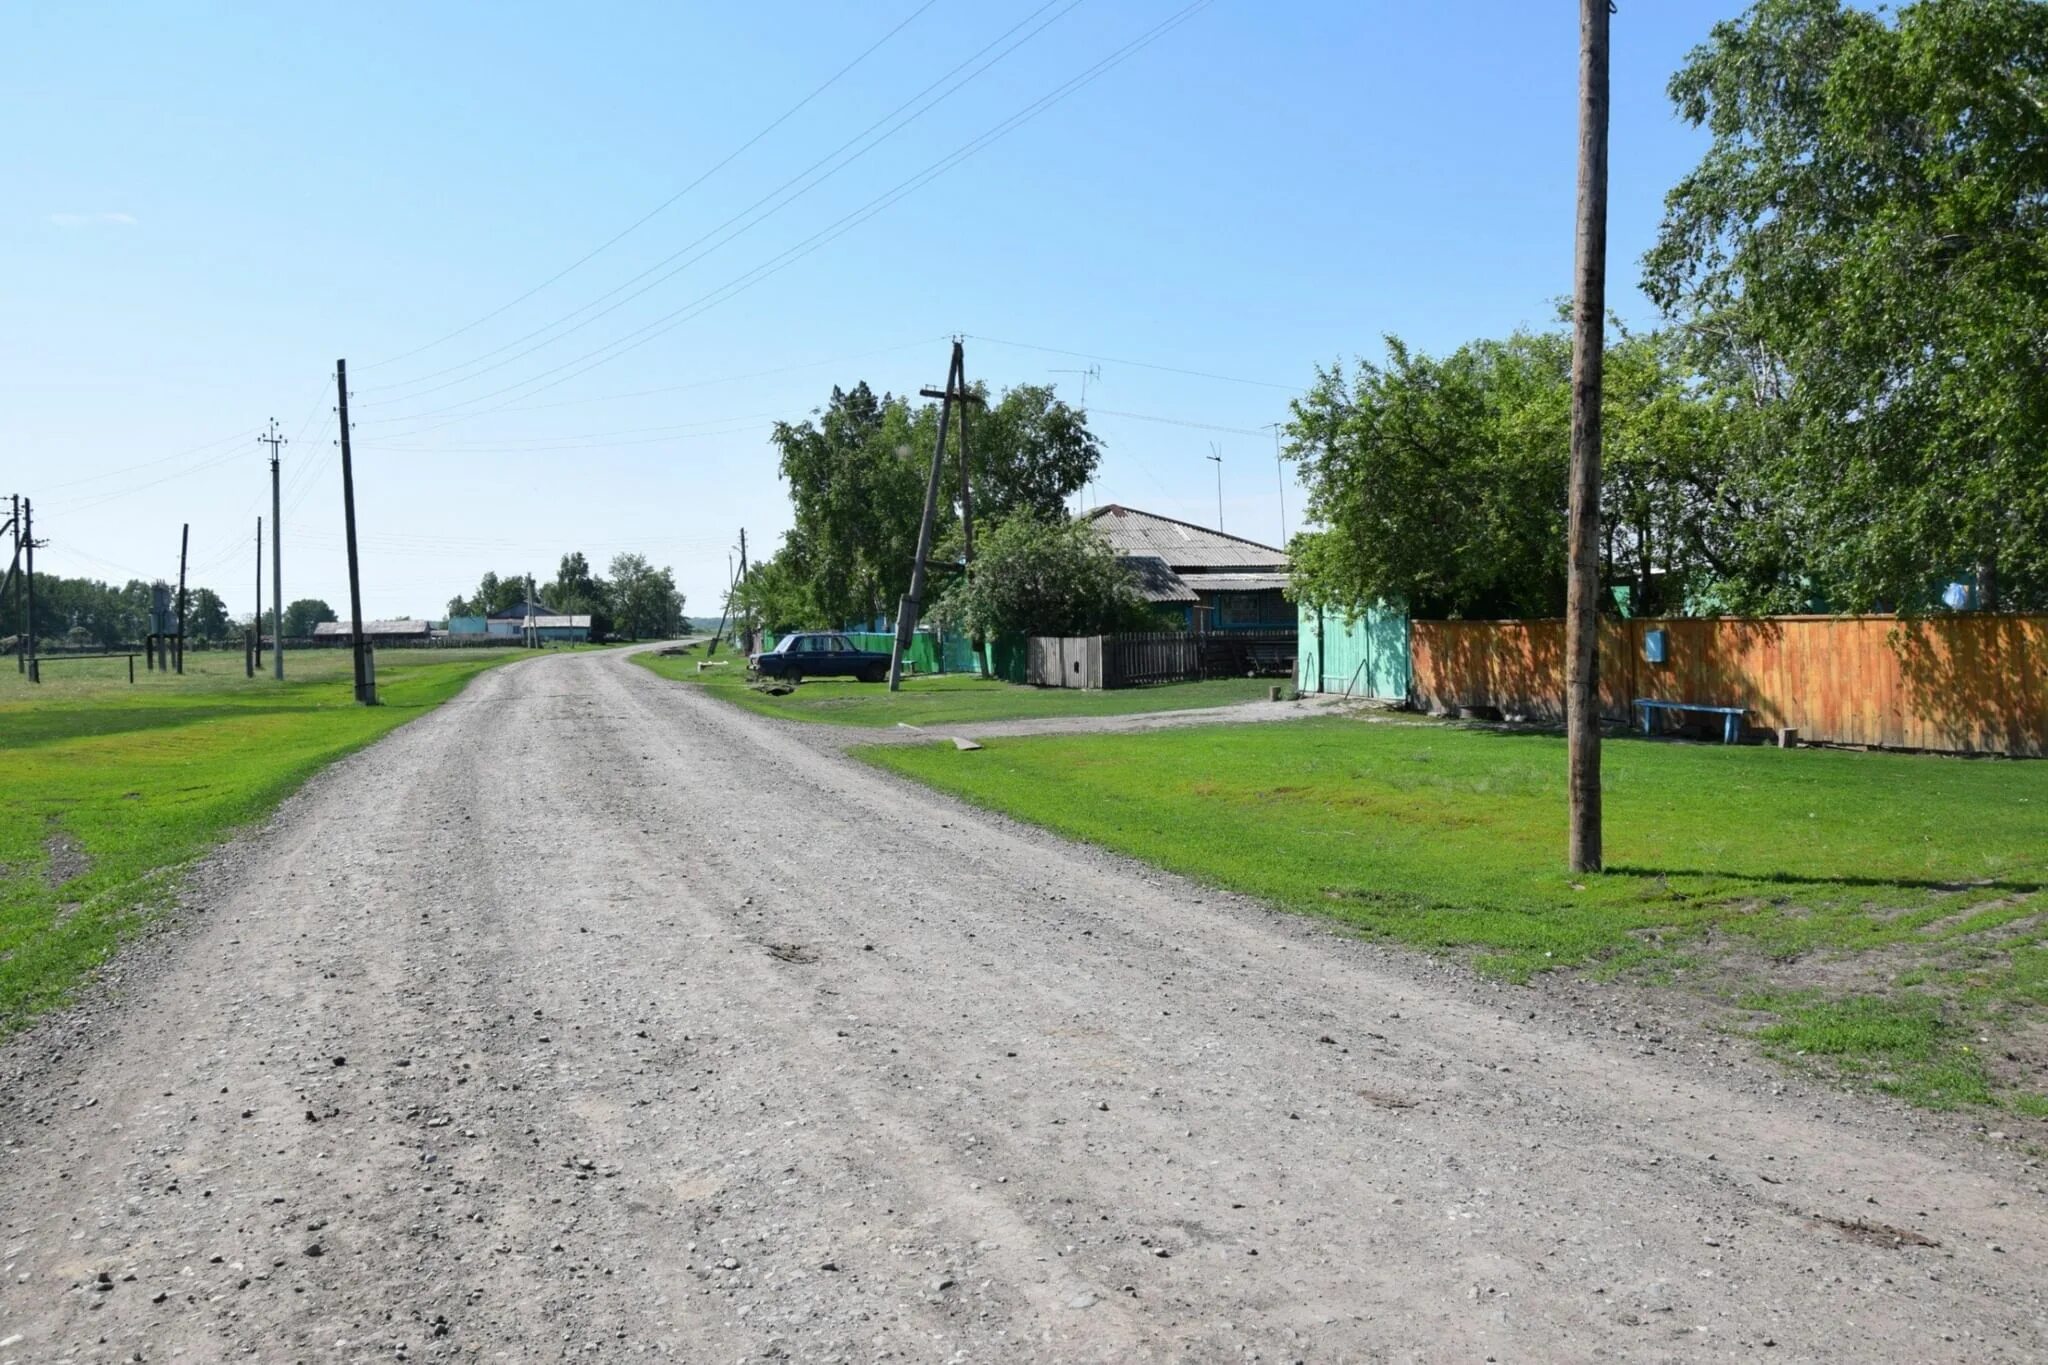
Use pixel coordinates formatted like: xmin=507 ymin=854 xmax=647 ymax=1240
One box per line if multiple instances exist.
xmin=186 ymin=587 xmax=230 ymax=642
xmin=771 ymin=383 xmax=927 ymax=627
xmin=768 ymin=380 xmax=1105 ymax=629
xmin=606 ymin=553 xmax=683 ymax=639
xmin=1645 ymin=0 xmax=2048 ymax=611
xmin=1285 ymin=330 xmax=1574 ymax=619
xmin=932 ymin=515 xmax=1152 ymax=640
xmin=281 ymin=598 xmax=336 ymax=638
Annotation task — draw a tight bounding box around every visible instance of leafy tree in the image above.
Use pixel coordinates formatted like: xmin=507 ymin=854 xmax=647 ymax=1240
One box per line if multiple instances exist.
xmin=1286 ymin=330 xmax=1574 ymax=619
xmin=954 ymin=382 xmax=1102 ymax=524
xmin=1287 ymin=325 xmax=1760 ymax=619
xmin=282 ymin=598 xmax=337 ymax=638
xmin=540 ymin=551 xmax=613 ymax=638
xmin=606 ymin=552 xmax=683 ymax=638
xmin=1645 ymin=0 xmax=2048 ymax=611
xmin=768 ymin=380 xmax=1105 ymax=630
xmin=771 ymin=383 xmax=927 ymax=628
xmin=932 ymin=515 xmax=1152 ymax=640
xmin=446 ymin=570 xmax=529 ymax=618
xmin=187 ymin=587 xmax=230 ymax=641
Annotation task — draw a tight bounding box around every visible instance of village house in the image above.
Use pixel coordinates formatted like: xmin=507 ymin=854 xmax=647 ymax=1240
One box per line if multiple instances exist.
xmin=1080 ymin=504 xmax=1294 ymax=634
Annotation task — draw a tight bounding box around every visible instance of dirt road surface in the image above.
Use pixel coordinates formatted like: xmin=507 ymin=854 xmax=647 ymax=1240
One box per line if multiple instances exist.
xmin=3 ymin=648 xmax=2043 ymax=1363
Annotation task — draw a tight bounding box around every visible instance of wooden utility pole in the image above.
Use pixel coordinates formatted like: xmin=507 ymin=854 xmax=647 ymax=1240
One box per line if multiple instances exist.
xmin=4 ymin=495 xmax=20 ymax=674
xmin=261 ymin=418 xmax=286 ymax=680
xmin=175 ymin=522 xmax=189 ymax=674
xmin=22 ymin=499 xmax=37 ymax=682
xmin=335 ymin=359 xmax=375 ymax=703
xmin=735 ymin=527 xmax=750 ymax=652
xmin=253 ymin=515 xmax=263 ymax=675
xmin=892 ymin=339 xmax=981 ymax=691
xmin=1566 ymin=0 xmax=1611 ymax=874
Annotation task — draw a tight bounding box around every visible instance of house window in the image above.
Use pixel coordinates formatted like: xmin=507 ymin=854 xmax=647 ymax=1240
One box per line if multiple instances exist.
xmin=1217 ymin=591 xmax=1285 ymax=626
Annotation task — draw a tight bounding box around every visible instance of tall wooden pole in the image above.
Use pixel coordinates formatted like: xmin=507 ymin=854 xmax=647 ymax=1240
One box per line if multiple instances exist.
xmin=254 ymin=515 xmax=263 ymax=673
xmin=1566 ymin=0 xmax=1611 ymax=874
xmin=335 ymin=359 xmax=374 ymax=703
xmin=22 ymin=499 xmax=36 ymax=682
xmin=261 ymin=418 xmax=286 ymax=680
xmin=175 ymin=522 xmax=189 ymax=675
xmin=890 ymin=340 xmax=963 ymax=691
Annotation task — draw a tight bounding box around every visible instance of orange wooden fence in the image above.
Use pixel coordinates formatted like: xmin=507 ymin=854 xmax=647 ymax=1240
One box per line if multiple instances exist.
xmin=1409 ymin=614 xmax=2048 ymax=756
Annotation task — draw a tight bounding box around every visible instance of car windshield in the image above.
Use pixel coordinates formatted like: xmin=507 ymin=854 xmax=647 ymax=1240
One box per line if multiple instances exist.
xmin=772 ymin=636 xmax=801 ymax=653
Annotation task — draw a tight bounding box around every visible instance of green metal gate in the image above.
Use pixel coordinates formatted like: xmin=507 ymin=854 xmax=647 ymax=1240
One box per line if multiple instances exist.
xmin=1296 ymin=601 xmax=1410 ymax=701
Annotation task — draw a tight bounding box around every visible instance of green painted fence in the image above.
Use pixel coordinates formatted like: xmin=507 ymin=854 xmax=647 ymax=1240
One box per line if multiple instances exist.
xmin=1296 ymin=601 xmax=1409 ymax=701
xmin=758 ymin=629 xmax=976 ymax=676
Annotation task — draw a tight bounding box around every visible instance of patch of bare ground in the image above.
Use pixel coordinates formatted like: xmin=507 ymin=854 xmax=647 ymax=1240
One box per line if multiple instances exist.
xmin=41 ymin=830 xmax=90 ymax=888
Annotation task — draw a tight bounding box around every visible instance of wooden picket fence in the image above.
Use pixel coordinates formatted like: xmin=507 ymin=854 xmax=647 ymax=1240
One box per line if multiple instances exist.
xmin=1025 ymin=631 xmax=1297 ymax=690
xmin=1409 ymin=613 xmax=2048 ymax=756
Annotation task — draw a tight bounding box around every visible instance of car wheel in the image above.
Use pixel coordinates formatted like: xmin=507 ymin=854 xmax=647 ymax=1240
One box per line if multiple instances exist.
xmin=785 ymin=670 xmax=803 ymax=686
xmin=861 ymin=665 xmax=886 ymax=683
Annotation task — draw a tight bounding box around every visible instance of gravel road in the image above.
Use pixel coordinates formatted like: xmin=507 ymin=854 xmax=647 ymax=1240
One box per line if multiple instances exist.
xmin=4 ymin=647 xmax=2044 ymax=1363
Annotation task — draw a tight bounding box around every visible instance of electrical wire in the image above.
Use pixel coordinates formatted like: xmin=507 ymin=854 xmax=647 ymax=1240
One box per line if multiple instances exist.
xmin=353 ymin=336 xmax=943 ymax=428
xmin=365 ymin=0 xmax=1216 ymax=432
xmin=360 ymin=0 xmax=1080 ymax=402
xmin=360 ymin=0 xmax=944 ymax=374
xmin=1088 ymin=407 xmax=1277 ymax=436
xmin=34 ymin=430 xmax=252 ymax=495
xmin=968 ymin=335 xmax=1303 ymax=392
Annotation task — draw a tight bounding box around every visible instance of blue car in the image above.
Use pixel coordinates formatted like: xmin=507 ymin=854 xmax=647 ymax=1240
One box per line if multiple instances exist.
xmin=750 ymin=632 xmax=892 ymax=684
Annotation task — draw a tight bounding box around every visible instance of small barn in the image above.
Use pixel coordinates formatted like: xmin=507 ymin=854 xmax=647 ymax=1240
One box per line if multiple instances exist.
xmin=311 ymin=619 xmax=432 ymax=646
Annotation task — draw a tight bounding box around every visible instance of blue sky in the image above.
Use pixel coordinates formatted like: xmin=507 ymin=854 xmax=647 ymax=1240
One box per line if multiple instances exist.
xmin=4 ymin=1 xmax=1750 ymax=620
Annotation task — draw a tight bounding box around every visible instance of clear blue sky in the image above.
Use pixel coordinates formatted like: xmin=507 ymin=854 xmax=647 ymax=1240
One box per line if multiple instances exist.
xmin=4 ymin=1 xmax=1749 ymax=621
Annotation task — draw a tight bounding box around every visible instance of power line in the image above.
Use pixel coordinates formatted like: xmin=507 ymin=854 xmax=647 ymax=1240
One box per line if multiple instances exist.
xmin=365 ymin=0 xmax=1217 ymax=432
xmin=967 ymin=335 xmax=1303 ymax=392
xmin=352 ymin=336 xmax=943 ymax=428
xmin=360 ymin=0 xmax=1081 ymax=403
xmin=1088 ymin=407 xmax=1277 ymax=436
xmin=361 ymin=0 xmax=943 ymax=374
xmin=35 ymin=430 xmax=251 ymax=495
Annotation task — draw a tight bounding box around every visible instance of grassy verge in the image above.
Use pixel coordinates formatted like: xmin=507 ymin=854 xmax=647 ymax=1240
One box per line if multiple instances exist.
xmin=633 ymin=642 xmax=1277 ymax=727
xmin=860 ymin=715 xmax=2048 ymax=1117
xmin=0 ymin=646 xmax=539 ymax=1033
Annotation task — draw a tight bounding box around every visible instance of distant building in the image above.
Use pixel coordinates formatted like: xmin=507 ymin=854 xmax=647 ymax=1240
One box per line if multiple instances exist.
xmin=1081 ymin=504 xmax=1293 ymax=634
xmin=447 ymin=606 xmax=592 ymax=643
xmin=311 ymin=619 xmax=432 ymax=645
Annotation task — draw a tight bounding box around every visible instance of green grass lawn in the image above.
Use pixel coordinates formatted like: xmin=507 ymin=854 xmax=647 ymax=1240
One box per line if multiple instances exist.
xmin=862 ymin=716 xmax=2048 ymax=1116
xmin=0 ymin=646 xmax=543 ymax=1033
xmin=634 ymin=643 xmax=1277 ymax=727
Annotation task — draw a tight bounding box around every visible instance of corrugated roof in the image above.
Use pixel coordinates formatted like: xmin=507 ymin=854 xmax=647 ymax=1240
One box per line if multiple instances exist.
xmin=1119 ymin=555 xmax=1199 ymax=603
xmin=1182 ymin=573 xmax=1293 ymax=594
xmin=1083 ymin=505 xmax=1289 ymax=570
xmin=312 ymin=619 xmax=430 ymax=636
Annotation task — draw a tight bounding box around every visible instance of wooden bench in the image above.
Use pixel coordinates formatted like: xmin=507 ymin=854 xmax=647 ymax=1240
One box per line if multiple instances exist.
xmin=1633 ymin=698 xmax=1746 ymax=744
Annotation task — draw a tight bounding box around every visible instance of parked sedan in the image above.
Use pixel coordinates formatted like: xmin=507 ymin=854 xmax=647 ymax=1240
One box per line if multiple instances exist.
xmin=749 ymin=632 xmax=892 ymax=684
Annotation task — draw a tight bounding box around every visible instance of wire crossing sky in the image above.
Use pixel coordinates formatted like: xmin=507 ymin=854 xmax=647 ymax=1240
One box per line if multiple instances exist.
xmin=4 ymin=1 xmax=1748 ymax=619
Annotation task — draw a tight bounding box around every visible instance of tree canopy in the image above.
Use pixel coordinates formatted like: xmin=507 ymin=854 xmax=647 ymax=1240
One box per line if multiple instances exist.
xmin=757 ymin=379 xmax=1103 ymax=631
xmin=931 ymin=515 xmax=1153 ymax=641
xmin=1293 ymin=0 xmax=2048 ymax=620
xmin=1645 ymin=0 xmax=2048 ymax=611
xmin=281 ymin=598 xmax=336 ymax=638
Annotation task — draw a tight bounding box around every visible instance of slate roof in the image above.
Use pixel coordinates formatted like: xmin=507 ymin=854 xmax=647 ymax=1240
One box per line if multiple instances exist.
xmin=1180 ymin=572 xmax=1292 ymax=594
xmin=312 ymin=619 xmax=431 ymax=637
xmin=1083 ymin=505 xmax=1289 ymax=571
xmin=1119 ymin=555 xmax=1199 ymax=604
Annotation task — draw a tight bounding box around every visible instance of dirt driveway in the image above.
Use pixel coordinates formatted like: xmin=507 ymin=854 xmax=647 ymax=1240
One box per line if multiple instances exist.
xmin=2 ymin=647 xmax=2043 ymax=1362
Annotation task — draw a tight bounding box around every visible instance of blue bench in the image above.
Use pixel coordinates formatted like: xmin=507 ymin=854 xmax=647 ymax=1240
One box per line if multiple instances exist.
xmin=1633 ymin=698 xmax=1746 ymax=744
